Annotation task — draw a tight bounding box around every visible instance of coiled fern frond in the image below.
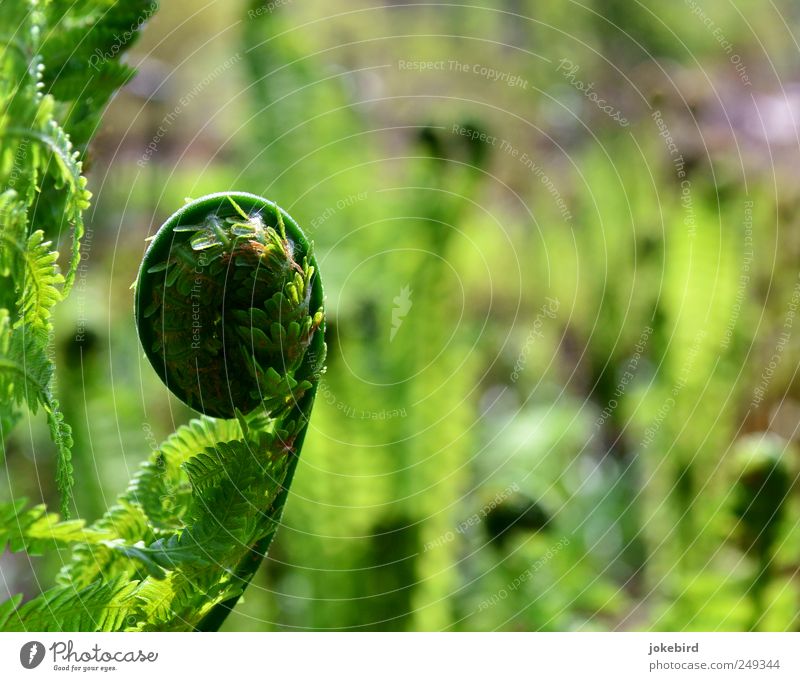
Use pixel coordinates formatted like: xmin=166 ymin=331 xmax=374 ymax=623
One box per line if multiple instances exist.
xmin=0 ymin=0 xmax=327 ymax=633
xmin=1 ymin=193 xmax=326 ymax=631
xmin=136 ymin=193 xmax=324 ymax=419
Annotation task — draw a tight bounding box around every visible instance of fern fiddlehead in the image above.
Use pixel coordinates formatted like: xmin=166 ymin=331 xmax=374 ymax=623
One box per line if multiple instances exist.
xmin=0 ymin=193 xmax=325 ymax=631
xmin=132 ymin=191 xmax=326 ymax=629
xmin=136 ymin=192 xmax=324 ymax=419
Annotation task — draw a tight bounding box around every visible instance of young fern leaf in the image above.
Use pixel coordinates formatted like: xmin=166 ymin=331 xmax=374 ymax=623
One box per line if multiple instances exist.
xmin=14 ymin=230 xmax=64 ymax=335
xmin=0 ymin=595 xmax=23 ymax=631
xmin=0 ymin=311 xmax=51 ymax=406
xmin=1 ymin=194 xmax=325 ymax=631
xmin=40 ymin=0 xmax=158 ymax=150
xmin=129 ymin=192 xmax=326 ymax=630
xmin=0 ymin=221 xmax=71 ymax=506
xmin=1 ymin=0 xmax=152 ymax=515
xmin=0 ymin=498 xmax=109 ymax=555
xmin=47 ymin=399 xmax=74 ymax=517
xmin=3 ymin=82 xmax=92 ymax=296
xmin=0 ymin=310 xmax=74 ymax=515
xmin=3 ymin=578 xmax=142 ymax=633
xmin=55 ymin=417 xmax=242 ymax=591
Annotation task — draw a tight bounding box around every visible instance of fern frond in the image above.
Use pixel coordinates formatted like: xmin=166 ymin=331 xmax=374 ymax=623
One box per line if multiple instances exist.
xmin=0 ymin=311 xmax=74 ymax=513
xmin=58 ymin=418 xmax=243 ymax=588
xmin=58 ymin=502 xmax=154 ymax=589
xmin=0 ymin=0 xmax=189 ymax=634
xmin=3 ymin=578 xmax=141 ymax=632
xmin=0 ymin=499 xmax=109 ymax=556
xmin=0 ymin=318 xmax=53 ymax=410
xmin=112 ymin=437 xmax=288 ymax=573
xmin=37 ymin=422 xmax=292 ymax=631
xmin=127 ymin=417 xmax=243 ymax=528
xmin=156 ymin=416 xmax=244 ymax=472
xmin=12 ymin=229 xmax=64 ymax=332
xmin=0 ymin=595 xmax=23 ymax=631
xmin=3 ymin=8 xmax=326 ymax=630
xmin=42 ymin=0 xmax=159 ymax=149
xmin=159 ymin=577 xmax=243 ymax=631
xmin=132 ymin=570 xmax=244 ymax=632
xmin=131 ymin=574 xmax=177 ymax=623
xmin=183 ymin=437 xmax=274 ymax=493
xmin=45 ymin=398 xmax=74 ymax=517
xmin=4 ymin=108 xmax=91 ymax=294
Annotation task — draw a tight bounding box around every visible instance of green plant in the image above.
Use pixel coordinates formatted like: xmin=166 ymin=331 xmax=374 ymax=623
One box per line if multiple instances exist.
xmin=0 ymin=0 xmax=164 ymax=516
xmin=135 ymin=192 xmax=323 ymax=419
xmin=1 ymin=0 xmax=326 ymax=632
xmin=1 ymin=191 xmax=325 ymax=631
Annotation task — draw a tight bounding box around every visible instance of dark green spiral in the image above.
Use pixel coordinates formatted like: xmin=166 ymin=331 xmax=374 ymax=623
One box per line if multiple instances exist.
xmin=135 ymin=192 xmax=324 ymax=419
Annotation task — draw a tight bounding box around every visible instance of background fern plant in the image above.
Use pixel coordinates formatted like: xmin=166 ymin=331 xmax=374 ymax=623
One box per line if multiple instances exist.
xmin=0 ymin=0 xmax=326 ymax=631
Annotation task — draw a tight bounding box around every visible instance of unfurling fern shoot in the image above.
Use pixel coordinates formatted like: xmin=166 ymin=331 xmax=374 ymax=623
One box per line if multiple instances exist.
xmin=126 ymin=191 xmax=326 ymax=629
xmin=0 ymin=193 xmax=325 ymax=632
xmin=135 ymin=192 xmax=324 ymax=419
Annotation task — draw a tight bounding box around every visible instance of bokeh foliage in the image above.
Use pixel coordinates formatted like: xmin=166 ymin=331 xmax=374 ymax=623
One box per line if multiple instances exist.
xmin=3 ymin=0 xmax=800 ymax=631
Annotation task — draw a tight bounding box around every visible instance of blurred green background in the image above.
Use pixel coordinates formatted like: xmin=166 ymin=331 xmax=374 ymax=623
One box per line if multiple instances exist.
xmin=3 ymin=0 xmax=800 ymax=631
